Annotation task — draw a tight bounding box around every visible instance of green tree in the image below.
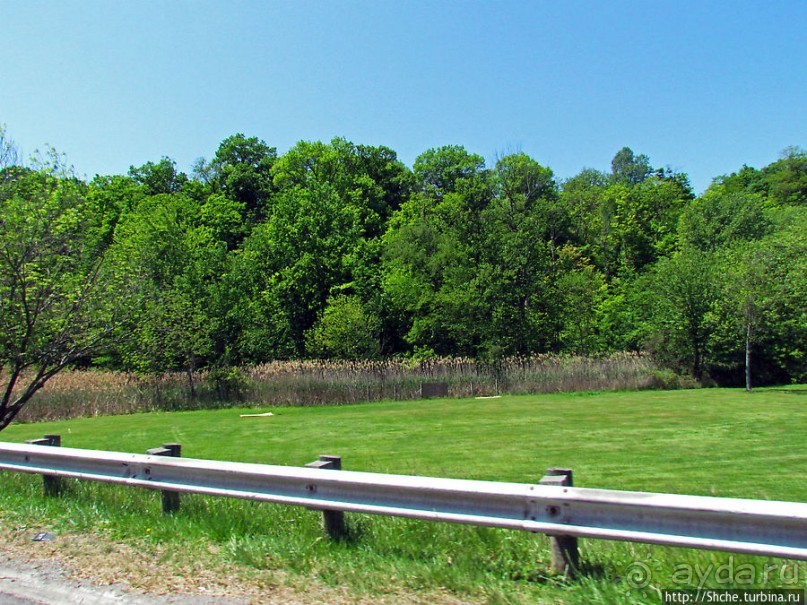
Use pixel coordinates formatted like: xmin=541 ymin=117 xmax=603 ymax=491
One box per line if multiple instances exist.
xmin=709 ymin=147 xmax=806 ymax=208
xmin=231 ymin=179 xmax=361 ymax=359
xmin=555 ymin=255 xmax=606 ymax=355
xmin=382 ymin=150 xmax=565 ymax=357
xmin=717 ymin=244 xmax=772 ymax=391
xmin=678 ymin=191 xmax=772 ymax=252
xmin=0 ymin=163 xmax=123 ymax=430
xmin=762 ymin=146 xmax=807 ymax=206
xmin=209 ymin=133 xmax=277 ymax=222
xmin=482 ymin=154 xmax=560 ymax=353
xmin=560 ymin=160 xmax=691 ymax=281
xmin=413 ymin=144 xmax=486 ymax=197
xmin=648 ymin=248 xmax=720 ymax=380
xmin=560 ymin=168 xmax=609 ymax=250
xmin=84 ymin=174 xmax=145 ymax=256
xmin=382 ymin=146 xmax=494 ymax=356
xmin=760 ymin=215 xmax=807 ymax=383
xmin=111 ymin=193 xmax=224 ymax=393
xmin=611 ymin=146 xmax=652 ymax=185
xmin=597 ymin=274 xmax=654 ymax=353
xmin=306 ymin=294 xmax=380 ymax=359
xmin=711 ymin=214 xmax=807 ymax=386
xmin=200 ymin=193 xmax=247 ymax=250
xmin=230 ymin=138 xmax=412 ymax=360
xmin=128 ymin=157 xmax=187 ymax=195
xmin=272 ymin=138 xmax=410 ymax=239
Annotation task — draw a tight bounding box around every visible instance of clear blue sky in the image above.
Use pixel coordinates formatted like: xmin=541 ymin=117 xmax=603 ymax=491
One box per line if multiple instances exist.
xmin=1 ymin=0 xmax=804 ymax=193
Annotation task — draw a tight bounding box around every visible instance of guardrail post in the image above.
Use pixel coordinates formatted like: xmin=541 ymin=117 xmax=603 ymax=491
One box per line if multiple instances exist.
xmin=305 ymin=455 xmax=348 ymax=540
xmin=540 ymin=467 xmax=579 ymax=577
xmin=24 ymin=434 xmax=63 ymax=496
xmin=146 ymin=443 xmax=181 ymax=514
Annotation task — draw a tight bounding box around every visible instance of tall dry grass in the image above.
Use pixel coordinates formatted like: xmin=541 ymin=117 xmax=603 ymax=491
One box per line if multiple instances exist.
xmin=13 ymin=370 xmax=184 ymax=423
xmin=14 ymin=353 xmax=661 ymax=423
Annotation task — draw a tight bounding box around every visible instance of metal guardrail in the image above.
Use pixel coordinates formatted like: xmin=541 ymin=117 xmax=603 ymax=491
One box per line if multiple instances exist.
xmin=1 ymin=440 xmax=806 ymax=565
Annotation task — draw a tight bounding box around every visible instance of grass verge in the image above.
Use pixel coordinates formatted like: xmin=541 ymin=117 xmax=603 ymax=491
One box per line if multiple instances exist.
xmin=1 ymin=387 xmax=806 ymax=603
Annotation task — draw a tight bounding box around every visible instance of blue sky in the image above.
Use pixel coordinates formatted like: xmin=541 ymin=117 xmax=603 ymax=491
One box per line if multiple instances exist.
xmin=1 ymin=1 xmax=804 ymax=193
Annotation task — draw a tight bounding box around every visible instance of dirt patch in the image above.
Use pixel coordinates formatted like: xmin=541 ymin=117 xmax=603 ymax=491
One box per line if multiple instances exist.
xmin=0 ymin=524 xmax=476 ymax=604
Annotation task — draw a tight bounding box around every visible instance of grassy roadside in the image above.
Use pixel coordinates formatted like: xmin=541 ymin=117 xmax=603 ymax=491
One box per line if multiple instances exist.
xmin=1 ymin=387 xmax=805 ymax=603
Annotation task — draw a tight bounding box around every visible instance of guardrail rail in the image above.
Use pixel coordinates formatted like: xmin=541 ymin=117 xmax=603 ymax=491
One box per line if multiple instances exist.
xmin=1 ymin=438 xmax=806 ymax=576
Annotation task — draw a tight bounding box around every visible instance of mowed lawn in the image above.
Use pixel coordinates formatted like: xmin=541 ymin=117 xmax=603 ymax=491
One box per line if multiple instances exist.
xmin=1 ymin=387 xmax=805 ymax=604
xmin=3 ymin=386 xmax=806 ymax=500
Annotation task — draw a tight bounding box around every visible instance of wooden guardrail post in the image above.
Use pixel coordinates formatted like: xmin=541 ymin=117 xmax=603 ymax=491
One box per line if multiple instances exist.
xmin=146 ymin=443 xmax=181 ymax=514
xmin=305 ymin=455 xmax=348 ymax=540
xmin=540 ymin=467 xmax=579 ymax=577
xmin=25 ymin=434 xmax=63 ymax=496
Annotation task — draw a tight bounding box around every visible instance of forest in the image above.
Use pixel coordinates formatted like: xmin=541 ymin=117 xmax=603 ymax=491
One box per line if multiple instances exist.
xmin=0 ymin=125 xmax=805 ymax=428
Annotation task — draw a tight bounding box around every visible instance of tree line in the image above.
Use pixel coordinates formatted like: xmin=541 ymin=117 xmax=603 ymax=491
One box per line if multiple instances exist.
xmin=1 ymin=125 xmax=805 ymax=428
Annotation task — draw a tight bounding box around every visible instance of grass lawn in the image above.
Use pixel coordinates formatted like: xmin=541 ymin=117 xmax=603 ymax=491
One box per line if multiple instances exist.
xmin=1 ymin=387 xmax=805 ymax=603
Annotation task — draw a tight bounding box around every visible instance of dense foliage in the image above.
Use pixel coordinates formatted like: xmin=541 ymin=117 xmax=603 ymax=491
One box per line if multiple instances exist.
xmin=1 ymin=124 xmax=805 ymax=426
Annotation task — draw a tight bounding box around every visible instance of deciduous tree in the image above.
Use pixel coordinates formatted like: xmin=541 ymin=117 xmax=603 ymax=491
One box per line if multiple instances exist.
xmin=0 ymin=161 xmax=124 ymax=430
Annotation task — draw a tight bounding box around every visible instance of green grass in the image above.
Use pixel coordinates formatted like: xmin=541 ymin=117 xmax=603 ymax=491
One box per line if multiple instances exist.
xmin=1 ymin=387 xmax=806 ymax=603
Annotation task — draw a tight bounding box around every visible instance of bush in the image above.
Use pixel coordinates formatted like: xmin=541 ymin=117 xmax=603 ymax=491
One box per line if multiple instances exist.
xmin=208 ymin=366 xmax=250 ymax=401
xmin=648 ymin=369 xmax=700 ymax=390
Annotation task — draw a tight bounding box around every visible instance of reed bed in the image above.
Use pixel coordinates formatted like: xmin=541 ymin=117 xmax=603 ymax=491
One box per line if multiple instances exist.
xmin=14 ymin=353 xmax=661 ymax=423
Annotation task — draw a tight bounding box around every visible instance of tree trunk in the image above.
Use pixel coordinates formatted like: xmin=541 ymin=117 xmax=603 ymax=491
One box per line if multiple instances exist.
xmin=745 ymin=307 xmax=753 ymax=392
xmin=692 ymin=341 xmax=702 ymax=381
xmin=0 ymin=366 xmax=54 ymax=431
xmin=186 ymin=353 xmax=197 ymax=399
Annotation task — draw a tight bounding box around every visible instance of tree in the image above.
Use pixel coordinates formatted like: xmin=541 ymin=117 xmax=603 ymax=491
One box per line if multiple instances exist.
xmin=482 ymin=154 xmax=560 ymax=353
xmin=382 ymin=150 xmax=565 ymax=357
xmin=110 ymin=193 xmax=224 ymax=394
xmin=761 ymin=146 xmax=807 ymax=206
xmin=559 ymin=160 xmax=691 ymax=281
xmin=611 ymin=146 xmax=652 ymax=185
xmin=0 ymin=124 xmax=19 ymax=170
xmin=709 ymin=147 xmax=806 ymax=208
xmin=719 ymin=244 xmax=771 ymax=391
xmin=413 ymin=145 xmax=486 ymax=197
xmin=759 ymin=215 xmax=807 ymax=383
xmin=306 ymin=295 xmax=380 ymax=359
xmin=381 ymin=146 xmax=494 ymax=356
xmin=128 ymin=157 xmax=187 ymax=195
xmin=272 ymin=138 xmax=410 ymax=239
xmin=84 ymin=174 xmax=146 ymax=257
xmin=555 ymin=255 xmax=606 ymax=355
xmin=231 ymin=179 xmax=361 ymax=359
xmin=237 ymin=138 xmax=412 ymax=359
xmin=678 ymin=190 xmax=771 ymax=252
xmin=0 ymin=161 xmax=123 ymax=430
xmin=199 ymin=193 xmax=247 ymax=250
xmin=617 ymin=174 xmax=692 ymax=270
xmin=210 ymin=133 xmax=277 ymax=222
xmin=710 ymin=215 xmax=807 ymax=387
xmin=560 ymin=168 xmax=609 ymax=248
xmin=648 ymin=248 xmax=719 ymax=380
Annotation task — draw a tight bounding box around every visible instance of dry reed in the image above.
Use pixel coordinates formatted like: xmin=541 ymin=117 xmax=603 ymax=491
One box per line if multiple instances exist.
xmin=13 ymin=353 xmax=660 ymax=423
